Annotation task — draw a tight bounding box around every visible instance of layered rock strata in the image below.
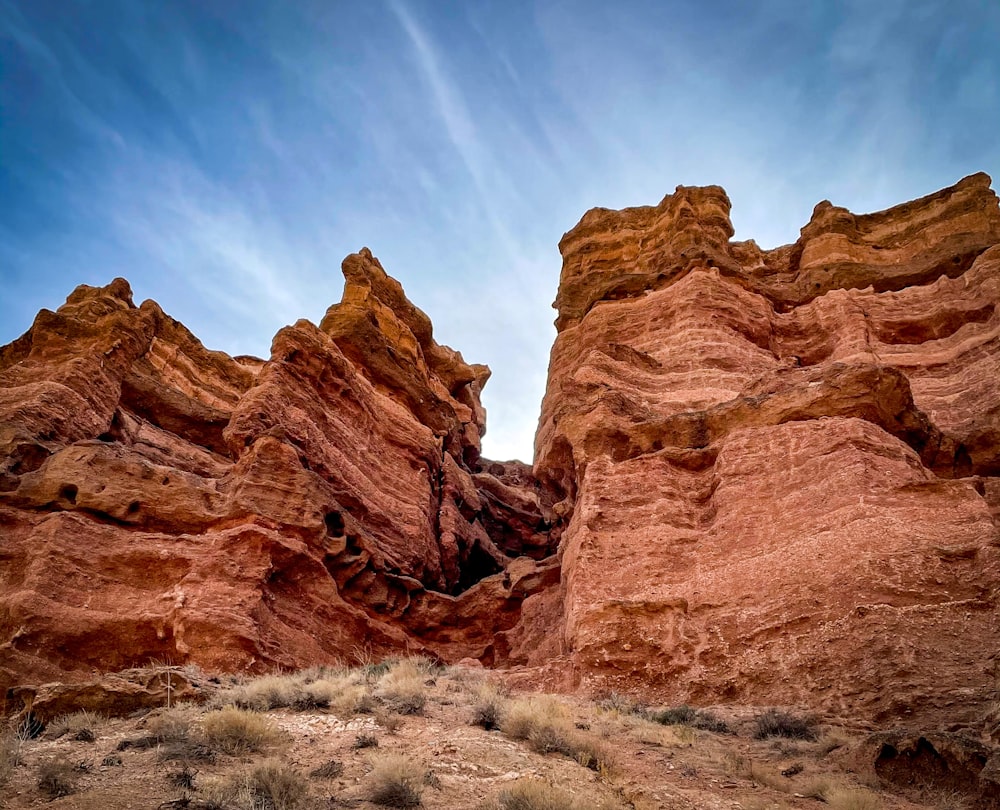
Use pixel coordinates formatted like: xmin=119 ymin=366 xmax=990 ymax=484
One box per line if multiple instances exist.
xmin=528 ymin=173 xmax=1000 ymax=724
xmin=0 ymin=249 xmax=557 ymax=692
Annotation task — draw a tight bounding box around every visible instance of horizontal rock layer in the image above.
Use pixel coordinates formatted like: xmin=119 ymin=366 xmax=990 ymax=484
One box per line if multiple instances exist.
xmin=526 ymin=173 xmax=1000 ymax=725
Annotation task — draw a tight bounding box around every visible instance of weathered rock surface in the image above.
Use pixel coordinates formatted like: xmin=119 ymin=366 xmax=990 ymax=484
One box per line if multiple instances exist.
xmin=3 ymin=175 xmax=1000 ymax=732
xmin=526 ymin=173 xmax=1000 ymax=726
xmin=0 ymin=248 xmax=557 ymax=695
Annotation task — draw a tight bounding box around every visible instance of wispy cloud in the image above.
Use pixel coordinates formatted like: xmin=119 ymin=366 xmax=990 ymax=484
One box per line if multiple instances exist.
xmin=2 ymin=0 xmax=998 ymax=460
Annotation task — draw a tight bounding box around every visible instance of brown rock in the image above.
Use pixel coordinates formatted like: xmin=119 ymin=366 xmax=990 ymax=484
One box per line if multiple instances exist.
xmin=529 ymin=173 xmax=1000 ymax=725
xmin=0 ymin=252 xmax=554 ymax=696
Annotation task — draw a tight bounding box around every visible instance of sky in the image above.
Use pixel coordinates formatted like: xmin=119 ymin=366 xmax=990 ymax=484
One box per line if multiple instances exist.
xmin=1 ymin=1 xmax=998 ymax=461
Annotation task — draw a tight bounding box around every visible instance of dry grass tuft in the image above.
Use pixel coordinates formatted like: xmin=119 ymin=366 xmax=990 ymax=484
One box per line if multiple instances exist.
xmin=245 ymin=758 xmax=309 ymax=810
xmin=501 ymin=696 xmax=566 ymax=741
xmin=753 ymin=709 xmax=818 ymax=741
xmin=47 ymin=709 xmax=103 ymax=741
xmin=366 ymin=753 xmax=424 ymax=807
xmin=353 ymin=732 xmax=379 ymax=749
xmin=471 ymin=684 xmax=507 ymax=730
xmin=494 ymin=778 xmax=577 ymax=810
xmin=648 ymin=705 xmax=730 ymax=734
xmin=310 ymin=758 xmax=345 ymax=779
xmin=826 ymin=787 xmax=882 ymax=810
xmin=376 ymin=658 xmax=430 ymax=715
xmin=0 ymin=729 xmax=23 ymax=787
xmin=201 ymin=705 xmax=282 ymax=755
xmin=37 ymin=757 xmax=77 ymax=799
xmin=145 ymin=704 xmax=198 ymax=743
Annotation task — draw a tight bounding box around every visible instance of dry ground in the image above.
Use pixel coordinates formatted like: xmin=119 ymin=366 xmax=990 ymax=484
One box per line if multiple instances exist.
xmin=0 ymin=661 xmax=971 ymax=809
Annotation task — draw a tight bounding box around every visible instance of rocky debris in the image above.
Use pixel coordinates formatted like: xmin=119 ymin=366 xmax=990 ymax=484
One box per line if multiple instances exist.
xmin=0 ymin=249 xmax=556 ymax=694
xmin=857 ymin=730 xmax=1000 ymax=808
xmin=527 ymin=173 xmax=1000 ymax=725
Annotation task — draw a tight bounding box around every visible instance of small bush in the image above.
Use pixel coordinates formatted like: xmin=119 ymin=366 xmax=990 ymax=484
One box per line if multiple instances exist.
xmin=159 ymin=739 xmax=218 ymax=764
xmin=246 ymin=759 xmax=308 ymax=810
xmin=310 ymin=759 xmax=344 ymax=779
xmin=215 ymin=673 xmax=303 ymax=711
xmin=37 ymin=758 xmax=77 ymax=799
xmin=202 ymin=706 xmax=282 ymax=755
xmin=649 ymin=705 xmax=697 ymax=725
xmin=472 ymin=686 xmax=506 ymax=730
xmin=495 ymin=778 xmax=576 ymax=810
xmin=47 ymin=710 xmax=102 ymax=741
xmin=753 ymin=709 xmax=818 ymax=741
xmin=353 ymin=732 xmax=379 ymax=749
xmin=376 ymin=708 xmax=404 ymax=734
xmin=648 ymin=705 xmax=730 ymax=733
xmin=1 ymin=730 xmax=23 ymax=786
xmin=596 ymin=691 xmax=641 ymax=715
xmin=366 ymin=753 xmax=423 ymax=807
xmin=146 ymin=705 xmax=197 ymax=743
xmin=376 ymin=659 xmax=428 ymax=715
xmin=167 ymin=766 xmax=197 ymax=790
xmin=501 ymin=696 xmax=566 ymax=741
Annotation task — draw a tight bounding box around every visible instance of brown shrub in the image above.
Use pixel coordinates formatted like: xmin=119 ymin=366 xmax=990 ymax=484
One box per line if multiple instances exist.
xmin=366 ymin=753 xmax=423 ymax=807
xmin=201 ymin=706 xmax=282 ymax=755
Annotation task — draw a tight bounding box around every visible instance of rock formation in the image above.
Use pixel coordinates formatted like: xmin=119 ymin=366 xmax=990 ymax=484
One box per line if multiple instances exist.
xmin=2 ymin=174 xmax=1000 ymax=730
xmin=0 ymin=248 xmax=557 ymax=695
xmin=529 ymin=172 xmax=1000 ymax=725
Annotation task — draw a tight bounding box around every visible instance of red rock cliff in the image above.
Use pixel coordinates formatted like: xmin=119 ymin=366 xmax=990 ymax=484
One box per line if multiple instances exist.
xmin=529 ymin=173 xmax=1000 ymax=724
xmin=0 ymin=249 xmax=557 ymax=691
xmin=3 ymin=175 xmax=1000 ymax=727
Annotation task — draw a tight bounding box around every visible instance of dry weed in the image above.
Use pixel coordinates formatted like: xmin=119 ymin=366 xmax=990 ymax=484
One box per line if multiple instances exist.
xmin=47 ymin=709 xmax=103 ymax=741
xmin=366 ymin=753 xmax=423 ymax=807
xmin=146 ymin=704 xmax=198 ymax=742
xmin=201 ymin=706 xmax=282 ymax=755
xmin=826 ymin=787 xmax=882 ymax=810
xmin=0 ymin=728 xmax=23 ymax=786
xmin=376 ymin=659 xmax=430 ymax=715
xmin=245 ymin=758 xmax=309 ymax=810
xmin=37 ymin=757 xmax=77 ymax=799
xmin=494 ymin=778 xmax=576 ymax=810
xmin=753 ymin=709 xmax=818 ymax=741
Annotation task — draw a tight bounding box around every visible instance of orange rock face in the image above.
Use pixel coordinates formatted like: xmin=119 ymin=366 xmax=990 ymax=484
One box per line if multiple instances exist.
xmin=0 ymin=249 xmax=556 ymax=693
xmin=529 ymin=173 xmax=1000 ymax=724
xmin=3 ymin=175 xmax=1000 ymax=727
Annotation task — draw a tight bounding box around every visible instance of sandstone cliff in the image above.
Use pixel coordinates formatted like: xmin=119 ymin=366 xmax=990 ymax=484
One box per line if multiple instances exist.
xmin=0 ymin=248 xmax=557 ymax=692
xmin=528 ymin=172 xmax=1000 ymax=724
xmin=2 ymin=175 xmax=999 ymax=729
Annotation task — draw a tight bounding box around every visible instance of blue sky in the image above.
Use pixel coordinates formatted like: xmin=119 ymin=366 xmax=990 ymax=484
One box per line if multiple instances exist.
xmin=1 ymin=0 xmax=998 ymax=461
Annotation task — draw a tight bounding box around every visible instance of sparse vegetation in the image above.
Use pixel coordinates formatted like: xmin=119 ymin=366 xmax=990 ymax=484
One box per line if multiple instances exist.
xmin=472 ymin=685 xmax=507 ymax=730
xmin=366 ymin=753 xmax=423 ymax=807
xmin=1 ymin=729 xmax=23 ymax=786
xmin=310 ymin=758 xmax=344 ymax=779
xmin=0 ymin=663 xmax=910 ymax=810
xmin=37 ymin=757 xmax=77 ymax=798
xmin=494 ymin=778 xmax=577 ymax=810
xmin=376 ymin=658 xmax=430 ymax=715
xmin=146 ymin=704 xmax=197 ymax=742
xmin=245 ymin=758 xmax=309 ymax=810
xmin=353 ymin=731 xmax=379 ymax=749
xmin=753 ymin=708 xmax=818 ymax=741
xmin=827 ymin=787 xmax=882 ymax=810
xmin=47 ymin=709 xmax=103 ymax=741
xmin=648 ymin=704 xmax=730 ymax=733
xmin=201 ymin=705 xmax=282 ymax=755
